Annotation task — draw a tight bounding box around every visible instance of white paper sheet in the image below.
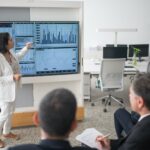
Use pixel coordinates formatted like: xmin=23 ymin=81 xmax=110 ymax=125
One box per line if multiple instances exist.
xmin=76 ymin=128 xmax=103 ymax=149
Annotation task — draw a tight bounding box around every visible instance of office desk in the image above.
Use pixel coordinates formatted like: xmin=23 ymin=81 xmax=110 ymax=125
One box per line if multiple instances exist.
xmin=84 ymin=59 xmax=149 ymax=74
xmin=83 ymin=59 xmax=149 ymax=100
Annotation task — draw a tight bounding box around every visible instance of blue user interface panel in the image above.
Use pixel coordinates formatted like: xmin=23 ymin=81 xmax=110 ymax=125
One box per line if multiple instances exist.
xmin=36 ymin=23 xmax=78 ymax=48
xmin=0 ymin=22 xmax=79 ymax=76
xmin=35 ymin=48 xmax=78 ymax=75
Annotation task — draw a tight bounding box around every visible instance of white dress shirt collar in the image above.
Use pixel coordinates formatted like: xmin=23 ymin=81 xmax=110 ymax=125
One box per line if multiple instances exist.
xmin=138 ymin=113 xmax=150 ymax=122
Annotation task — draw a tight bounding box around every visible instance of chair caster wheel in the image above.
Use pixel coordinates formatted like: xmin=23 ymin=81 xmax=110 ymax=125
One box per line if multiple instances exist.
xmin=91 ymin=103 xmax=95 ymax=106
xmin=103 ymin=108 xmax=107 ymax=112
xmin=102 ymin=99 xmax=105 ymax=104
xmin=120 ymin=100 xmax=124 ymax=104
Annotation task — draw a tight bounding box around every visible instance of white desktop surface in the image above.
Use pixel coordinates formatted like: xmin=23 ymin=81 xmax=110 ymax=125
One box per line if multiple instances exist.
xmin=84 ymin=59 xmax=101 ymax=74
xmin=84 ymin=59 xmax=149 ymax=75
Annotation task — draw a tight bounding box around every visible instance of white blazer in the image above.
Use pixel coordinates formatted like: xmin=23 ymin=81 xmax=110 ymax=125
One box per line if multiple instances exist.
xmin=0 ymin=47 xmax=29 ymax=102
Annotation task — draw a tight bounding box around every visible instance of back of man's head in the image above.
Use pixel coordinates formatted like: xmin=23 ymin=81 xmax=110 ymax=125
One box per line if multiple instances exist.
xmin=132 ymin=73 xmax=150 ymax=110
xmin=39 ymin=88 xmax=77 ymax=137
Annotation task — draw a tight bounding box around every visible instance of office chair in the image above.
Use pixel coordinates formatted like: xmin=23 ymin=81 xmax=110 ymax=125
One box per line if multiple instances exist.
xmin=91 ymin=59 xmax=125 ymax=112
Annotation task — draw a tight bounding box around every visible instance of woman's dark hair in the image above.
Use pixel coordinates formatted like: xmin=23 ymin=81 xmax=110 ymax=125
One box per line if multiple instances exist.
xmin=0 ymin=32 xmax=10 ymax=54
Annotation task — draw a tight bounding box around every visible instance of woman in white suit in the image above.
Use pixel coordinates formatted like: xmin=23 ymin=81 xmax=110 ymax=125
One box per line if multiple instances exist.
xmin=0 ymin=32 xmax=32 ymax=148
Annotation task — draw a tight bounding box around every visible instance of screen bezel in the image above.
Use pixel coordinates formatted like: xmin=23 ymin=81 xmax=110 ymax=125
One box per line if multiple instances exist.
xmin=103 ymin=46 xmax=128 ymax=60
xmin=0 ymin=21 xmax=80 ymax=77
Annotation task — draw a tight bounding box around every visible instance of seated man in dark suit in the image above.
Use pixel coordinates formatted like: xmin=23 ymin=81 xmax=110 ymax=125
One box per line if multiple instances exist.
xmin=7 ymin=88 xmax=95 ymax=150
xmin=96 ymin=73 xmax=150 ymax=150
xmin=114 ymin=108 xmax=140 ymax=138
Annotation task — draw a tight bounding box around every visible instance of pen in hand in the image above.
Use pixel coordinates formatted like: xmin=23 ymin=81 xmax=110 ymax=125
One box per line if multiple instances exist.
xmin=96 ymin=133 xmax=111 ymax=141
xmin=102 ymin=133 xmax=111 ymax=138
xmin=96 ymin=134 xmax=111 ymax=150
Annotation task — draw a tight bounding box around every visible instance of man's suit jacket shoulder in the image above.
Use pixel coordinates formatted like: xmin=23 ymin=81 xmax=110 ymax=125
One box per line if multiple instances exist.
xmin=7 ymin=140 xmax=96 ymax=150
xmin=8 ymin=145 xmax=95 ymax=150
xmin=8 ymin=144 xmax=40 ymax=150
xmin=112 ymin=115 xmax=150 ymax=150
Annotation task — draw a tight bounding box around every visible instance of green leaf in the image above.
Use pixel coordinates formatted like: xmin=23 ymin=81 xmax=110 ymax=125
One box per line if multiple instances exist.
xmin=133 ymin=47 xmax=140 ymax=55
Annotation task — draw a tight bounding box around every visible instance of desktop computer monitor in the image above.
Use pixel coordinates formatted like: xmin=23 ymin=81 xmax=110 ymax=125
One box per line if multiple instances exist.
xmin=117 ymin=44 xmax=127 ymax=47
xmin=129 ymin=44 xmax=149 ymax=60
xmin=106 ymin=44 xmax=127 ymax=47
xmin=103 ymin=47 xmax=127 ymax=59
xmin=106 ymin=44 xmax=114 ymax=47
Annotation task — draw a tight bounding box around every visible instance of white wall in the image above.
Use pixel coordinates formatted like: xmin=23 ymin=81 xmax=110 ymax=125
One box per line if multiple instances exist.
xmin=84 ymin=0 xmax=150 ymax=49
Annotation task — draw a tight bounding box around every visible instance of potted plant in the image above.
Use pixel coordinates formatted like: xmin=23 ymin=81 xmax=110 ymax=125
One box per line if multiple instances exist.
xmin=132 ymin=47 xmax=141 ymax=66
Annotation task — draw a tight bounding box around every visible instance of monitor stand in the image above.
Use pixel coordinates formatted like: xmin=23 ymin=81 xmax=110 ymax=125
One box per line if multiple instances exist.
xmin=138 ymin=56 xmax=144 ymax=62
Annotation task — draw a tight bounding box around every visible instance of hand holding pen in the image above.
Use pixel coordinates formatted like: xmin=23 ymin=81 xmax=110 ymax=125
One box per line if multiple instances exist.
xmin=96 ymin=134 xmax=111 ymax=150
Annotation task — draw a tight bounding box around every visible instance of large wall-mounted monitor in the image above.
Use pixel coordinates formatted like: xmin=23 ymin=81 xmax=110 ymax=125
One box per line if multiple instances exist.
xmin=129 ymin=44 xmax=149 ymax=60
xmin=103 ymin=47 xmax=128 ymax=59
xmin=0 ymin=21 xmax=79 ymax=76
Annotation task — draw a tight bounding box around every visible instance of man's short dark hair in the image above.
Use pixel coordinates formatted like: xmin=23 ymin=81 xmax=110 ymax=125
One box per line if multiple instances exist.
xmin=39 ymin=88 xmax=77 ymax=137
xmin=0 ymin=32 xmax=10 ymax=54
xmin=132 ymin=73 xmax=150 ymax=110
